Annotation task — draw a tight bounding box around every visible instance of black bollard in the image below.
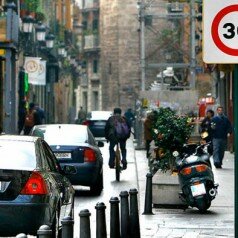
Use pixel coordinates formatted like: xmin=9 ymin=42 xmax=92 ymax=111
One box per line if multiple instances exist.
xmin=62 ymin=216 xmax=74 ymax=238
xmin=16 ymin=234 xmax=27 ymax=238
xmin=37 ymin=225 xmax=52 ymax=238
xmin=109 ymin=197 xmax=120 ymax=238
xmin=143 ymin=172 xmax=154 ymax=215
xmin=79 ymin=209 xmax=91 ymax=238
xmin=129 ymin=188 xmax=141 ymax=238
xmin=95 ymin=202 xmax=107 ymax=238
xmin=119 ymin=191 xmax=130 ymax=238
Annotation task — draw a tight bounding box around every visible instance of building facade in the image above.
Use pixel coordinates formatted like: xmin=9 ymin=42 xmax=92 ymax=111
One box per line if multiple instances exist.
xmin=100 ymin=0 xmax=140 ymax=111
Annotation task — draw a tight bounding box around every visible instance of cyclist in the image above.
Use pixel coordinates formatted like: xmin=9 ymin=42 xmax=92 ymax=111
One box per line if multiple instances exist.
xmin=105 ymin=107 xmax=131 ymax=170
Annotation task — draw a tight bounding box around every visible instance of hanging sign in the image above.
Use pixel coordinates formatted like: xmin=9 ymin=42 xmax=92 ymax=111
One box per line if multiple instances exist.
xmin=24 ymin=57 xmax=46 ymax=85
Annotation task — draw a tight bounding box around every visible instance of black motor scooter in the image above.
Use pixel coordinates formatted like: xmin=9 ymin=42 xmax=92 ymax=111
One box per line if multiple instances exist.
xmin=174 ymin=136 xmax=218 ymax=212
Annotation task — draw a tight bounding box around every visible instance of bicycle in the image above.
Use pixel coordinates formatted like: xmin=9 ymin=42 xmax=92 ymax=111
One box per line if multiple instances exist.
xmin=115 ymin=143 xmax=122 ymax=181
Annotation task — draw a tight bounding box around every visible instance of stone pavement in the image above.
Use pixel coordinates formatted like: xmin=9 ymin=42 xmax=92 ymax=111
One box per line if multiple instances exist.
xmin=132 ymin=139 xmax=235 ymax=238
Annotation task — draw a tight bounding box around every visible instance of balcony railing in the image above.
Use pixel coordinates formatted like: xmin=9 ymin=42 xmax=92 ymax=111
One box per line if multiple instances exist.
xmin=83 ymin=35 xmax=99 ymax=51
xmin=90 ymin=73 xmax=100 ymax=81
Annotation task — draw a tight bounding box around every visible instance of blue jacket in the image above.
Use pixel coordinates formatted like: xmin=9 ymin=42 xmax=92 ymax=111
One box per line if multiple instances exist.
xmin=211 ymin=115 xmax=232 ymax=139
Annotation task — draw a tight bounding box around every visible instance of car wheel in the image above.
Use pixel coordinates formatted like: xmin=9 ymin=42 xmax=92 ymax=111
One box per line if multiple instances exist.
xmin=90 ymin=171 xmax=103 ymax=196
xmin=52 ymin=206 xmax=61 ymax=238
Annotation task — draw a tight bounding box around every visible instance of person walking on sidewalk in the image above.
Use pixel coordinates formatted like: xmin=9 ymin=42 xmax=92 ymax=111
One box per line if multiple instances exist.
xmin=211 ymin=106 xmax=232 ymax=168
xmin=144 ymin=112 xmax=156 ymax=158
xmin=200 ymin=109 xmax=214 ymax=142
xmin=105 ymin=107 xmax=131 ymax=170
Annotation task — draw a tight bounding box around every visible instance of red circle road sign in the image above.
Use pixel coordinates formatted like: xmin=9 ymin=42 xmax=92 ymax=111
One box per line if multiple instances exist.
xmin=211 ymin=5 xmax=238 ymax=56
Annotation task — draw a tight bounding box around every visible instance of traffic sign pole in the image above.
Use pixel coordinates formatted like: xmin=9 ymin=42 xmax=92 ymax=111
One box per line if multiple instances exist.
xmin=234 ymin=65 xmax=238 ymax=238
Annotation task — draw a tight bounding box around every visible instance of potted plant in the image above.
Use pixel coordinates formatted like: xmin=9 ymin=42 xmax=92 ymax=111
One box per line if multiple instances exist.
xmin=150 ymin=107 xmax=193 ymax=173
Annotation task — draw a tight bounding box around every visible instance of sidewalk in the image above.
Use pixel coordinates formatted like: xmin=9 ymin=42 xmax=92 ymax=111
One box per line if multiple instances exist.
xmin=132 ymin=139 xmax=235 ymax=238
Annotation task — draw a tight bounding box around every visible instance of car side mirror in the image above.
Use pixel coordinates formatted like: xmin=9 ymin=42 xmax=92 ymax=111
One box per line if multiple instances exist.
xmin=63 ymin=165 xmax=77 ymax=175
xmin=97 ymin=141 xmax=104 ymax=147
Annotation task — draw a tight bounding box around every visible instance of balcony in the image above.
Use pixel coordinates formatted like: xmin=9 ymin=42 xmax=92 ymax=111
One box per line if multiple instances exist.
xmin=83 ymin=35 xmax=100 ymax=52
xmin=90 ymin=73 xmax=100 ymax=81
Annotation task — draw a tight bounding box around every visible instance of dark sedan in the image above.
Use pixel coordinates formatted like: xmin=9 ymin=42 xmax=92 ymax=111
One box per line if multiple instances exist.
xmin=30 ymin=124 xmax=104 ymax=195
xmin=0 ymin=135 xmax=75 ymax=237
xmin=83 ymin=111 xmax=112 ymax=138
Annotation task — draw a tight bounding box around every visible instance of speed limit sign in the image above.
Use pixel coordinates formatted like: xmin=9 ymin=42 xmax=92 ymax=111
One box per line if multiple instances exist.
xmin=203 ymin=0 xmax=238 ymax=63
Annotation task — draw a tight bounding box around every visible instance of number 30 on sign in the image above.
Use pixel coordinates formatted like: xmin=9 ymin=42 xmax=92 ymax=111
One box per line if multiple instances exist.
xmin=203 ymin=0 xmax=238 ymax=63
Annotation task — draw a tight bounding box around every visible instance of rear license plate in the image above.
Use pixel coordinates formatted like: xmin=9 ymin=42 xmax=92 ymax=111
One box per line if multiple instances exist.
xmin=54 ymin=153 xmax=71 ymax=159
xmin=191 ymin=183 xmax=206 ymax=197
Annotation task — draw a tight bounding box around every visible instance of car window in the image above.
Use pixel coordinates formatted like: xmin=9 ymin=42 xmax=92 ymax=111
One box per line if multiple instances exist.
xmin=0 ymin=141 xmax=36 ymax=170
xmin=41 ymin=141 xmax=61 ymax=173
xmin=33 ymin=126 xmax=88 ymax=145
xmin=87 ymin=128 xmax=96 ymax=146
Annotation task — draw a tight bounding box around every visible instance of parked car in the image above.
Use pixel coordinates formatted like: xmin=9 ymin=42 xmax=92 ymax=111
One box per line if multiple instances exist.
xmin=30 ymin=124 xmax=104 ymax=195
xmin=83 ymin=111 xmax=113 ymax=138
xmin=0 ymin=135 xmax=75 ymax=237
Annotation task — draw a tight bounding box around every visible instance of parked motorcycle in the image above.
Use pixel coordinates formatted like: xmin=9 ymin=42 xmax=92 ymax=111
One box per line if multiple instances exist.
xmin=174 ymin=139 xmax=218 ymax=212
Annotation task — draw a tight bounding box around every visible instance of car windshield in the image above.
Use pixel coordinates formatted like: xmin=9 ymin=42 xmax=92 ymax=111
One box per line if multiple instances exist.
xmin=0 ymin=141 xmax=36 ymax=170
xmin=34 ymin=126 xmax=88 ymax=145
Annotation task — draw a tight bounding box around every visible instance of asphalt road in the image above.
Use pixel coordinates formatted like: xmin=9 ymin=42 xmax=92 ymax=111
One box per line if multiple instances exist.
xmin=73 ymin=138 xmax=138 ymax=238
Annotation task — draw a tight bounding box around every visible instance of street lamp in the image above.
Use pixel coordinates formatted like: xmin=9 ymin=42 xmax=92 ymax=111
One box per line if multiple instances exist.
xmin=58 ymin=43 xmax=65 ymax=56
xmin=22 ymin=15 xmax=34 ymax=33
xmin=45 ymin=33 xmax=55 ymax=49
xmin=35 ymin=22 xmax=46 ymax=42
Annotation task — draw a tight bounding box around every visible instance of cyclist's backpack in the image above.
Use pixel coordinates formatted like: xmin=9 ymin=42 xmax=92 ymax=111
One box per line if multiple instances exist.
xmin=114 ymin=117 xmax=130 ymax=139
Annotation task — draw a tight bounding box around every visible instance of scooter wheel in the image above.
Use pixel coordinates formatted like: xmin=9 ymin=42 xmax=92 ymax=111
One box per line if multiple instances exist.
xmin=197 ymin=199 xmax=211 ymax=213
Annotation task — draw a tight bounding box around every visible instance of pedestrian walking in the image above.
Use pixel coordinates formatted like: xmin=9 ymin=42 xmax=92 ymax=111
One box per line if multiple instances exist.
xmin=200 ymin=109 xmax=214 ymax=142
xmin=211 ymin=106 xmax=232 ymax=168
xmin=124 ymin=108 xmax=135 ymax=128
xmin=18 ymin=100 xmax=27 ymax=134
xmin=144 ymin=111 xmax=156 ymax=158
xmin=77 ymin=106 xmax=87 ymax=124
xmin=23 ymin=102 xmax=39 ymax=135
xmin=105 ymin=107 xmax=131 ymax=170
xmin=34 ymin=103 xmax=45 ymax=124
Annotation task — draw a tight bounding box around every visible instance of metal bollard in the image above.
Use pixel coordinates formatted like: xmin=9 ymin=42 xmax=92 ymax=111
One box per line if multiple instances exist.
xmin=62 ymin=216 xmax=74 ymax=238
xmin=95 ymin=202 xmax=107 ymax=238
xmin=16 ymin=234 xmax=27 ymax=238
xmin=143 ymin=173 xmax=154 ymax=215
xmin=79 ymin=209 xmax=91 ymax=238
xmin=129 ymin=188 xmax=141 ymax=238
xmin=109 ymin=197 xmax=120 ymax=238
xmin=37 ymin=225 xmax=52 ymax=238
xmin=119 ymin=191 xmax=130 ymax=238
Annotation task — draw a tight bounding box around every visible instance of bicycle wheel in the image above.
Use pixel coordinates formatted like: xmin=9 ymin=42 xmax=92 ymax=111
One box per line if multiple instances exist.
xmin=115 ymin=144 xmax=121 ymax=181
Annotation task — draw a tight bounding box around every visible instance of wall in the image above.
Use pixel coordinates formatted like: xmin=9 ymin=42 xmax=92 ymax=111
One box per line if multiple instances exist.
xmin=100 ymin=0 xmax=140 ymax=111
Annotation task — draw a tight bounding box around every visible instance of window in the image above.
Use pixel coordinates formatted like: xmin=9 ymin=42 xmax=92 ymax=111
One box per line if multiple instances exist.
xmin=92 ymin=19 xmax=98 ymax=31
xmin=93 ymin=60 xmax=98 ymax=73
xmin=82 ymin=21 xmax=88 ymax=30
xmin=109 ymin=62 xmax=112 ymax=75
xmin=92 ymin=91 xmax=99 ymax=110
xmin=41 ymin=141 xmax=60 ymax=172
